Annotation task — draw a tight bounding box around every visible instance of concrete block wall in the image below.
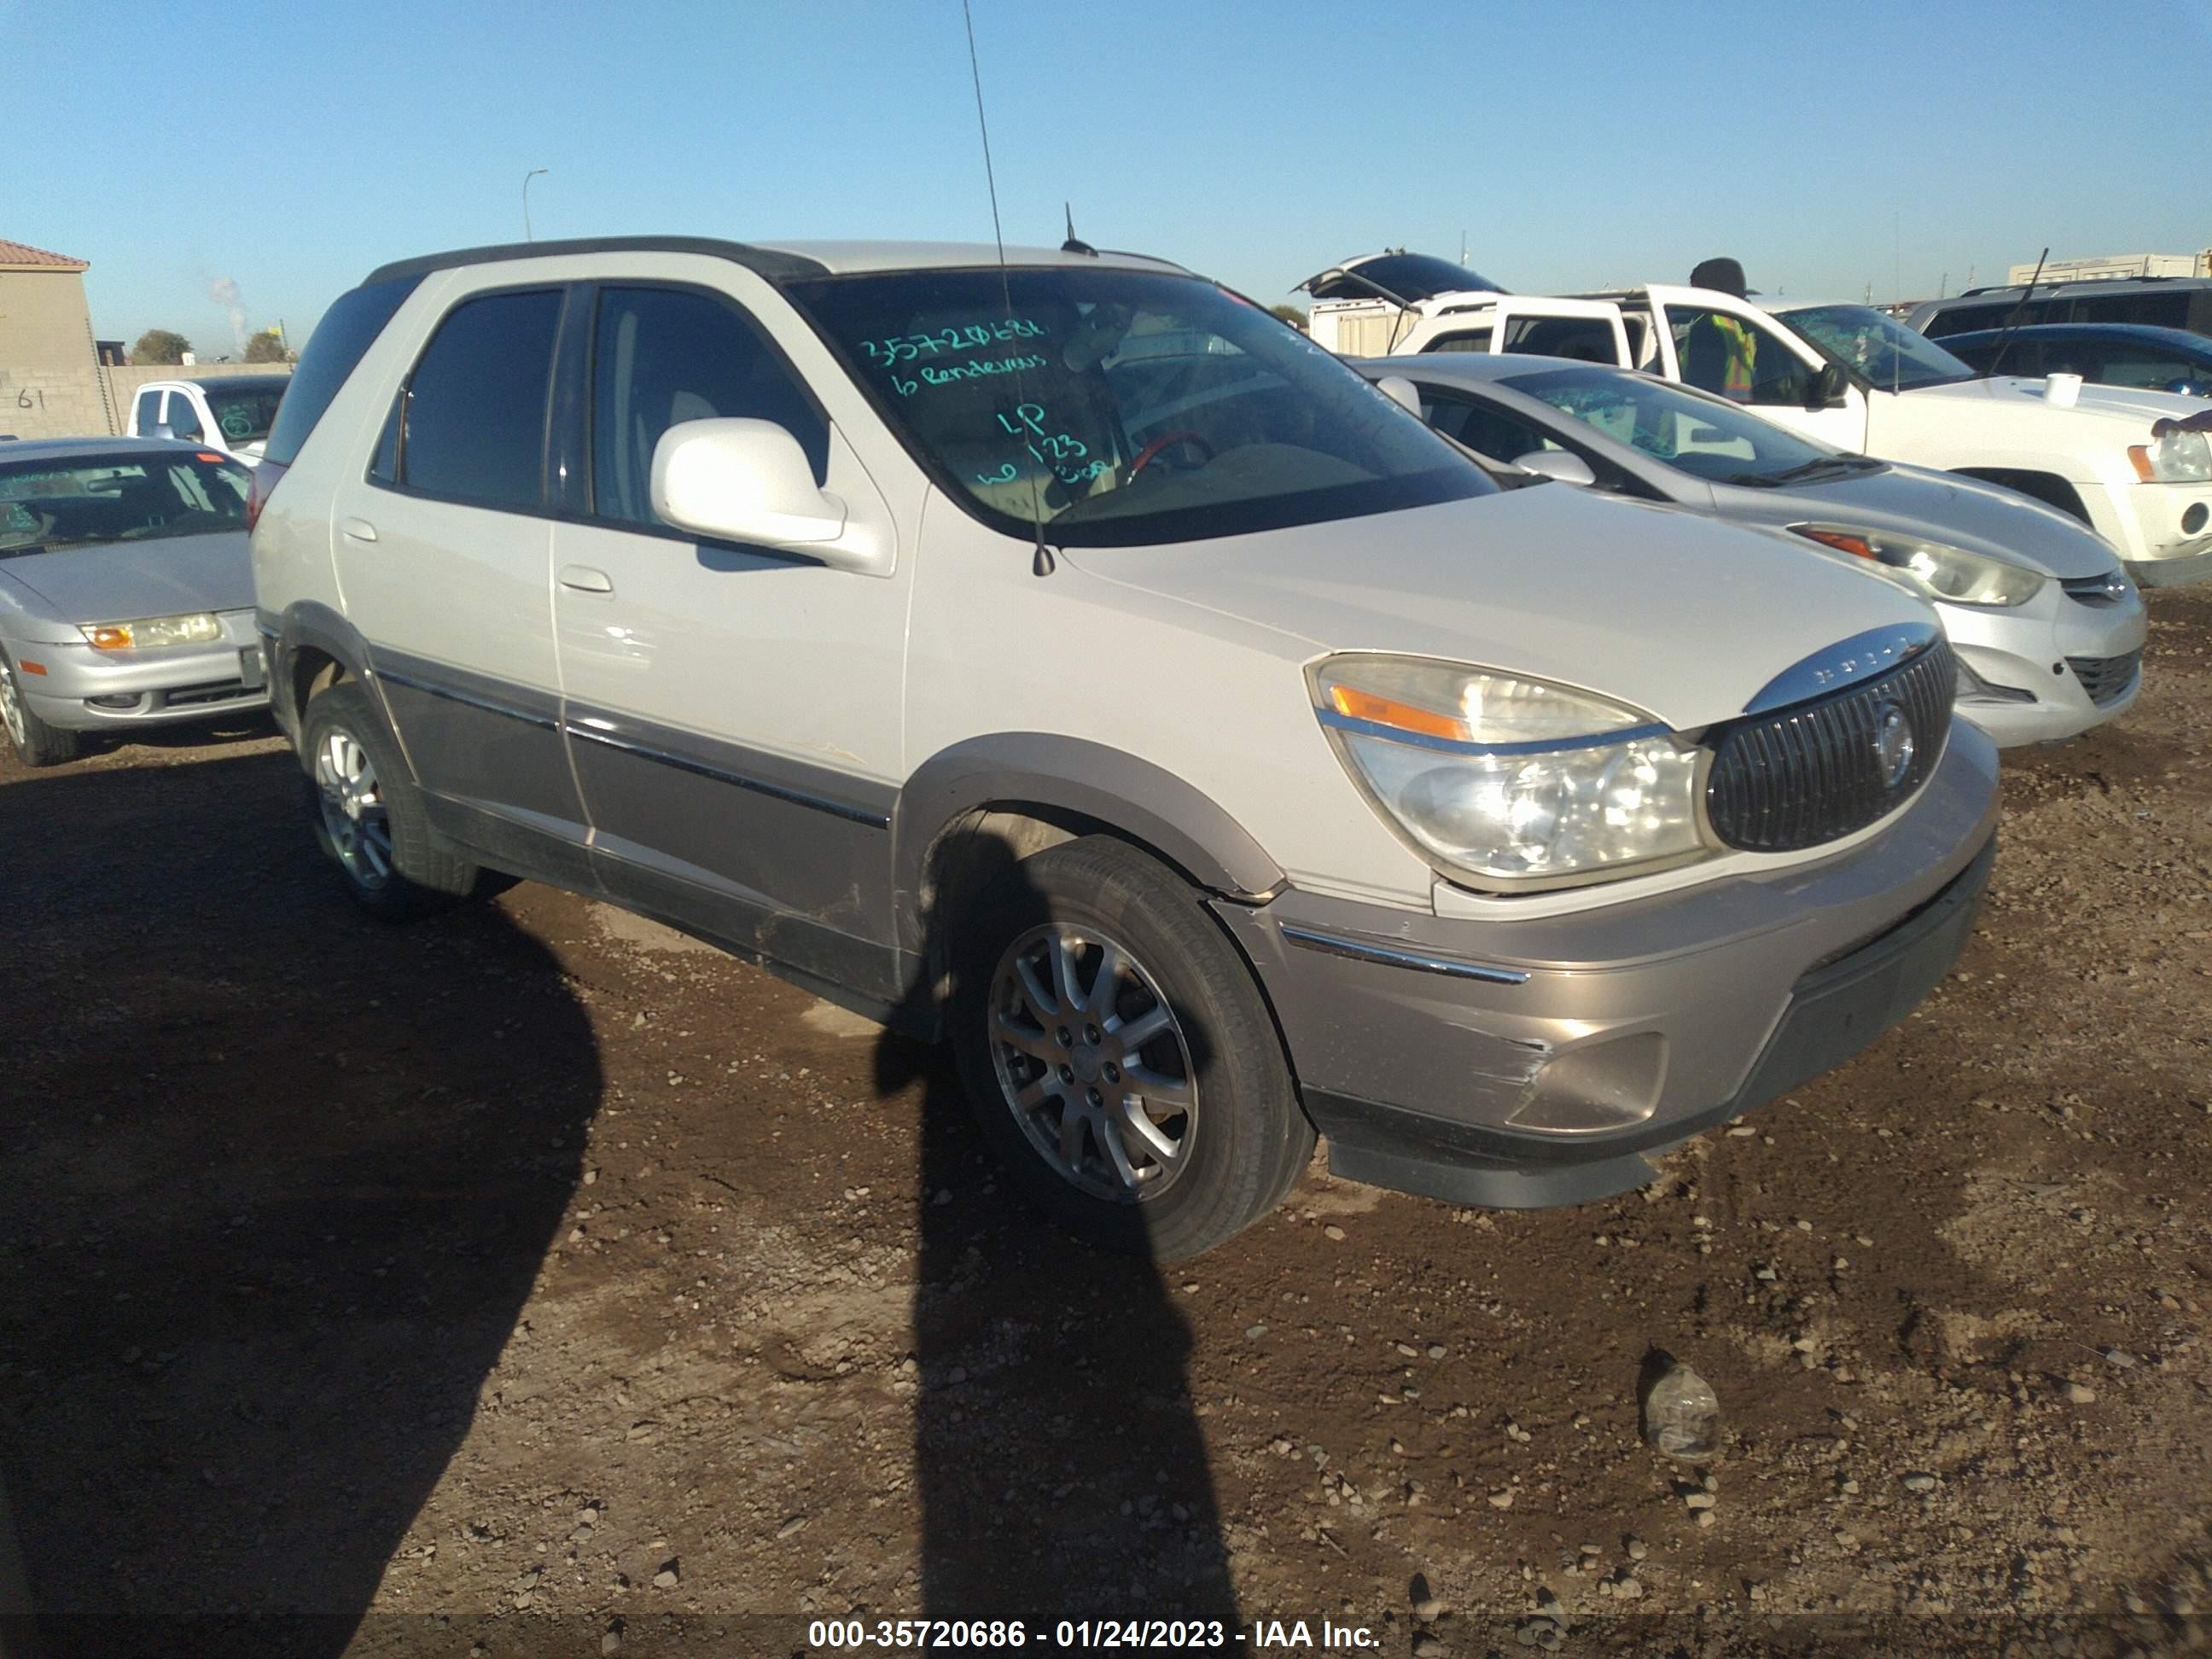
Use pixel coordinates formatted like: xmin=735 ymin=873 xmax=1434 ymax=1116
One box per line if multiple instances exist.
xmin=0 ymin=362 xmax=290 ymax=442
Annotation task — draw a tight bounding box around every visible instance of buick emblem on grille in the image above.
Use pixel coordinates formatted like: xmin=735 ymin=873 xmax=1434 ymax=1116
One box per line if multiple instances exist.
xmin=1874 ymin=701 xmax=1916 ymax=789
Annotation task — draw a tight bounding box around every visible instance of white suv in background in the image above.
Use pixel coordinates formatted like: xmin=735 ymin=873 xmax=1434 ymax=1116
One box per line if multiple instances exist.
xmin=1304 ymin=254 xmax=2212 ymax=588
xmin=125 ymin=374 xmax=290 ymax=467
xmin=249 ymin=236 xmax=1998 ymax=1257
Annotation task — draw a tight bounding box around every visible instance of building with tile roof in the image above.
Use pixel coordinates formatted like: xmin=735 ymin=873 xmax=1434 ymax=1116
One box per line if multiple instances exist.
xmin=1 ymin=238 xmax=100 ymax=371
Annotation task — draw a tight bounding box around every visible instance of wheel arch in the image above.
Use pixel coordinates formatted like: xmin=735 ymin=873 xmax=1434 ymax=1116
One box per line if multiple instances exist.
xmin=891 ymin=735 xmax=1286 ymax=965
xmin=1948 ymin=467 xmax=2093 ymax=524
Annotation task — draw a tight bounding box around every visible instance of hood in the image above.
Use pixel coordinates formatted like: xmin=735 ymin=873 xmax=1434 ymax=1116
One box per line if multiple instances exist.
xmin=1907 ymin=374 xmax=2212 ymax=427
xmin=0 ymin=530 xmax=253 ymax=622
xmin=1708 ymin=461 xmax=2122 ymax=579
xmin=1064 ymin=486 xmax=1936 ymax=732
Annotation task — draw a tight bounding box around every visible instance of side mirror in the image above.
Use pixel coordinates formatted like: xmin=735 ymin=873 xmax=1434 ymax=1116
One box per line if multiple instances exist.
xmin=1374 ymin=375 xmax=1423 ymax=416
xmin=151 ymin=422 xmax=176 ymax=441
xmin=650 ymin=418 xmax=888 ymax=574
xmin=1806 ymin=364 xmax=1848 ymax=410
xmin=1513 ymin=449 xmax=1597 ymax=487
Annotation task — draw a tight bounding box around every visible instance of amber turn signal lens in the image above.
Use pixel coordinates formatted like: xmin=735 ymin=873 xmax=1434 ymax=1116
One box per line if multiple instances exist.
xmin=1796 ymin=527 xmax=1876 ymax=560
xmin=2126 ymin=445 xmax=2157 ymax=483
xmin=1328 ymin=684 xmax=1470 ymax=742
xmin=84 ymin=626 xmax=133 ymax=650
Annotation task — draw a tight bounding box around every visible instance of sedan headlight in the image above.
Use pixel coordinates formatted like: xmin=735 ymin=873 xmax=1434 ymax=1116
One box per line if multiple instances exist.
xmin=1790 ymin=525 xmax=2047 ymax=608
xmin=1311 ymin=655 xmax=1708 ymax=889
xmin=2129 ymin=427 xmax=2212 ymax=483
xmin=81 ymin=613 xmax=224 ymax=650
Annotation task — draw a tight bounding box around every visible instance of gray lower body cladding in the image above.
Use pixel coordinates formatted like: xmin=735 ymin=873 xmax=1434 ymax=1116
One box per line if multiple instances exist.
xmin=1213 ymin=724 xmax=2001 ymax=1208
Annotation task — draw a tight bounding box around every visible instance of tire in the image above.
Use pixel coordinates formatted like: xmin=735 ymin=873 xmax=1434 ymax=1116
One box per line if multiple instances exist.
xmin=300 ymin=678 xmax=480 ymax=919
xmin=952 ymin=835 xmax=1313 ymax=1260
xmin=0 ymin=651 xmax=82 ymax=767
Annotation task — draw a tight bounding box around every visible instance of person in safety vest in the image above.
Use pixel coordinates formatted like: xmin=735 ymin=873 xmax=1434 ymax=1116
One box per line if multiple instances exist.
xmin=1682 ymin=256 xmax=1757 ymax=402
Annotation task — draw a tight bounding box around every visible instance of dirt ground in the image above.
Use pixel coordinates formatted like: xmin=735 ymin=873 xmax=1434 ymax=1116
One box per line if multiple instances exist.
xmin=3 ymin=590 xmax=2210 ymax=1659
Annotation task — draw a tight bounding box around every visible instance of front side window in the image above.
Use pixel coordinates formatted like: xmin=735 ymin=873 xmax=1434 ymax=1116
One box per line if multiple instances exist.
xmin=786 ymin=267 xmax=1490 ymax=547
xmin=1669 ymin=307 xmax=1807 ymax=405
xmin=1778 ymin=305 xmax=1976 ymax=391
xmin=590 ymin=286 xmax=828 ymax=528
xmin=395 ymin=288 xmax=562 ymax=511
xmin=134 ymin=389 xmax=161 ymax=433
xmin=0 ymin=452 xmax=249 ymax=553
xmin=163 ymin=393 xmax=204 ymax=439
xmin=1499 ymin=364 xmax=1862 ymax=486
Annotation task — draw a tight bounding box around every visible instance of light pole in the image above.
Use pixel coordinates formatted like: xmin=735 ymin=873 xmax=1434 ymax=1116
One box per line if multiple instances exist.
xmin=522 ymin=167 xmax=549 ymax=242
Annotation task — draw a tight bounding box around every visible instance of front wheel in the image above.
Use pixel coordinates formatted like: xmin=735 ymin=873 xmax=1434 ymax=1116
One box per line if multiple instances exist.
xmin=952 ymin=835 xmax=1313 ymax=1260
xmin=0 ymin=653 xmax=81 ymax=767
xmin=300 ymin=679 xmax=480 ymax=919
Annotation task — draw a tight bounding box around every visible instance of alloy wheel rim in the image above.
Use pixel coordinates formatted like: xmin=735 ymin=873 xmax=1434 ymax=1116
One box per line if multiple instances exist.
xmin=0 ymin=665 xmax=25 ymax=748
xmin=986 ymin=923 xmax=1198 ymax=1202
xmin=315 ymin=726 xmax=393 ymax=890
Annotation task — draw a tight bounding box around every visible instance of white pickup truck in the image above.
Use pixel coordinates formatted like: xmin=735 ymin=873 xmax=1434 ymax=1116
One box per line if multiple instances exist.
xmin=1302 ymin=254 xmax=2212 ymax=587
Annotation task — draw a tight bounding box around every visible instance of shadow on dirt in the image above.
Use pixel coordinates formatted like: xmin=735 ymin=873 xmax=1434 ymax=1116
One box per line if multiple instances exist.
xmin=876 ymin=830 xmax=1241 ymax=1630
xmin=0 ymin=748 xmax=600 ymax=1656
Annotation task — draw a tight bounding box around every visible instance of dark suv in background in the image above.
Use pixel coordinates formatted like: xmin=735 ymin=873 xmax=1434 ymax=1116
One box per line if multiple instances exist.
xmin=1908 ymin=276 xmax=2212 ymax=343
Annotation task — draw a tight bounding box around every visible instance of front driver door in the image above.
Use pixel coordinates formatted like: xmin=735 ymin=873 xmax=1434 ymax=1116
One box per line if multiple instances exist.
xmin=1645 ymin=284 xmax=1868 ymax=452
xmin=549 ymin=272 xmax=910 ymax=1002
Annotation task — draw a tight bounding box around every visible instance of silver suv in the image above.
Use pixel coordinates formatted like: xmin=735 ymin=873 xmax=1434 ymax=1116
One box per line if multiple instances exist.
xmin=250 ymin=237 xmax=2000 ymax=1258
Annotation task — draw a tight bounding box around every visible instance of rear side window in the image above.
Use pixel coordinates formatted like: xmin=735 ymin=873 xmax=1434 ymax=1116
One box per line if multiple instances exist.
xmin=2074 ymin=291 xmax=2191 ymax=329
xmin=396 ymin=288 xmax=562 ymax=511
xmin=589 ymin=285 xmax=829 ymax=527
xmin=263 ymin=274 xmax=422 ymax=467
xmin=164 ymin=393 xmax=203 ymax=439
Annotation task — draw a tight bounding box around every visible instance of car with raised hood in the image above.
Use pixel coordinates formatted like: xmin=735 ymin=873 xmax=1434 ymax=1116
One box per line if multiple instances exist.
xmin=251 ymin=236 xmax=1999 ymax=1258
xmin=1361 ymin=352 xmax=2147 ymax=746
xmin=124 ymin=374 xmax=290 ymax=468
xmin=1303 ymin=254 xmax=2212 ymax=590
xmin=0 ymin=436 xmax=265 ymax=765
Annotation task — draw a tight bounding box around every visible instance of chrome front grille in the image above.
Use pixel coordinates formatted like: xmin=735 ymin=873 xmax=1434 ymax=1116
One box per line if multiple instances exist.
xmin=2060 ymin=573 xmax=2133 ymax=608
xmin=1706 ymin=639 xmax=1955 ymax=853
xmin=2066 ymin=649 xmax=2142 ymax=708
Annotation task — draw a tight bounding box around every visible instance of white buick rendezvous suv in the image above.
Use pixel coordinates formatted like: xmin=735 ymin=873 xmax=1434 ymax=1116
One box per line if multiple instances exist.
xmin=249 ymin=237 xmax=2000 ymax=1258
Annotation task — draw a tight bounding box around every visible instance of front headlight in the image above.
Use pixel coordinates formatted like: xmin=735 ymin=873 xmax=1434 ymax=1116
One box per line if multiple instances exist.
xmin=80 ymin=613 xmax=224 ymax=650
xmin=2129 ymin=427 xmax=2212 ymax=483
xmin=1790 ymin=525 xmax=2047 ymax=608
xmin=1311 ymin=655 xmax=1708 ymax=889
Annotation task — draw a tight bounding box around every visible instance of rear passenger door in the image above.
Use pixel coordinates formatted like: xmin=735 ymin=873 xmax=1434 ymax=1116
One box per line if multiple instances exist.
xmin=548 ymin=278 xmax=909 ymax=999
xmin=331 ymin=282 xmax=592 ymax=886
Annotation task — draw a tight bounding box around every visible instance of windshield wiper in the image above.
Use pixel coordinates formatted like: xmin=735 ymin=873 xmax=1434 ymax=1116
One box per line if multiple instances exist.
xmin=1761 ymin=454 xmax=1884 ymax=485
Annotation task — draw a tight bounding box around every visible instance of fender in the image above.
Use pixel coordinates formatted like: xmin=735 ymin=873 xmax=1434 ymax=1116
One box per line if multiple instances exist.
xmin=891 ymin=732 xmax=1285 ymax=954
xmin=259 ymin=600 xmax=396 ymax=755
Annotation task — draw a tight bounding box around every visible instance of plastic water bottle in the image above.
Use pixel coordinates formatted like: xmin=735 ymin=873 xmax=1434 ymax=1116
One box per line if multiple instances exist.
xmin=1641 ymin=1359 xmax=1720 ymax=1461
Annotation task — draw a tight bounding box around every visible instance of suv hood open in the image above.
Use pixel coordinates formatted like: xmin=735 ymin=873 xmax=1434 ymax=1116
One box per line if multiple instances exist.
xmin=1066 ymin=485 xmax=1936 ymax=733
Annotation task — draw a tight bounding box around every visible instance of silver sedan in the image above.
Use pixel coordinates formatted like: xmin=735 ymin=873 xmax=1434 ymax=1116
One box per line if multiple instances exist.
xmin=1362 ymin=354 xmax=2147 ymax=747
xmin=0 ymin=437 xmax=266 ymax=765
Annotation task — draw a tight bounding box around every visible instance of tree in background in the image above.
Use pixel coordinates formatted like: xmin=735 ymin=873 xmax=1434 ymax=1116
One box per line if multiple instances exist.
xmin=130 ymin=329 xmax=191 ymax=365
xmin=243 ymin=329 xmax=290 ymax=364
xmin=1268 ymin=305 xmax=1309 ymax=332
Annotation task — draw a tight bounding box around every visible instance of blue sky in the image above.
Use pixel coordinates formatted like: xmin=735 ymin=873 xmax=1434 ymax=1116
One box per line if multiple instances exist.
xmin=8 ymin=0 xmax=2209 ymax=353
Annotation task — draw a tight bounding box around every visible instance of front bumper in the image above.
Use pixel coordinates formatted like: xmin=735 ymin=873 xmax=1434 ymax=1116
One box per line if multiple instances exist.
xmin=2119 ymin=480 xmax=2212 ymax=586
xmin=1212 ymin=721 xmax=2001 ymax=1208
xmin=1948 ymin=583 xmax=2146 ymax=746
xmin=15 ymin=609 xmax=269 ymax=731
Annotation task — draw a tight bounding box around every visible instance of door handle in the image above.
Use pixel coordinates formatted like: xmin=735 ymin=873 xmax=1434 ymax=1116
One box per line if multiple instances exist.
xmin=340 ymin=517 xmax=378 ymax=543
xmin=559 ymin=564 xmax=614 ymax=594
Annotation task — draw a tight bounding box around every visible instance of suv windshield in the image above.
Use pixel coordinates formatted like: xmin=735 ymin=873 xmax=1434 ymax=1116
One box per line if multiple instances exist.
xmin=788 ymin=267 xmax=1492 ymax=546
xmin=1499 ymin=365 xmax=1869 ymax=486
xmin=201 ymin=381 xmax=286 ymax=445
xmin=1777 ymin=305 xmax=1976 ymax=391
xmin=0 ymin=451 xmax=250 ymax=555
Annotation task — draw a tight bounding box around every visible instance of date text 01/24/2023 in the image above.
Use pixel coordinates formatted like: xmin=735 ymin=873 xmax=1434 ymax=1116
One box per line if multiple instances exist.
xmin=804 ymin=1617 xmax=1381 ymax=1650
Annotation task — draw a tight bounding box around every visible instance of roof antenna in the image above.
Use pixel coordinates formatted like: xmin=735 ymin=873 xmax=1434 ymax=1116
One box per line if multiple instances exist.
xmin=961 ymin=0 xmax=1053 ymax=576
xmin=1983 ymin=247 xmax=2047 ymax=381
xmin=1062 ymin=203 xmax=1097 ymax=257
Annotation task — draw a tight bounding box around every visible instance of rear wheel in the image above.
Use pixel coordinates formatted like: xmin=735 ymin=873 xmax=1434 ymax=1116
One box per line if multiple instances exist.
xmin=952 ymin=835 xmax=1313 ymax=1260
xmin=300 ymin=679 xmax=480 ymax=919
xmin=0 ymin=653 xmax=82 ymax=767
